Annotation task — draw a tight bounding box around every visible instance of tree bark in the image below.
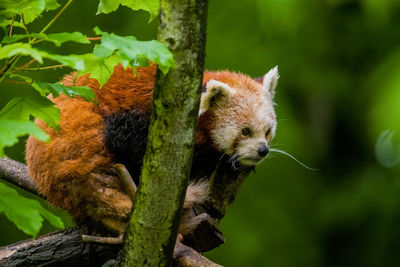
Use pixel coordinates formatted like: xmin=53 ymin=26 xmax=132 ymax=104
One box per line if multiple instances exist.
xmin=0 ymin=158 xmax=222 ymax=266
xmin=117 ymin=0 xmax=208 ymax=265
xmin=204 ymin=162 xmax=254 ymax=220
xmin=0 ymin=227 xmax=121 ymax=267
xmin=0 ymin=157 xmax=38 ymax=195
xmin=0 ymin=226 xmax=221 ymax=267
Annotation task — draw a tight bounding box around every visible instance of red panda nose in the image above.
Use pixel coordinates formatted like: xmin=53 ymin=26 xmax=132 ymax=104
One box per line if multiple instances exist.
xmin=258 ymin=145 xmax=269 ymax=157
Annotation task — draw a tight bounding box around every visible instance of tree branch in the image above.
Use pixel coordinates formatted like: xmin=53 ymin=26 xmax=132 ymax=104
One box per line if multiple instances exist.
xmin=0 ymin=226 xmax=221 ymax=267
xmin=0 ymin=157 xmax=40 ymax=196
xmin=174 ymin=240 xmax=222 ymax=267
xmin=0 ymin=227 xmax=121 ymax=266
xmin=204 ymin=161 xmax=254 ymax=220
xmin=0 ymin=158 xmax=226 ymax=266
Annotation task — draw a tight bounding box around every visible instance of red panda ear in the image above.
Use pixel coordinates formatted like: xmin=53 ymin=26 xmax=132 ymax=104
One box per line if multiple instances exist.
xmin=258 ymin=66 xmax=279 ymax=99
xmin=199 ymin=80 xmax=236 ymax=115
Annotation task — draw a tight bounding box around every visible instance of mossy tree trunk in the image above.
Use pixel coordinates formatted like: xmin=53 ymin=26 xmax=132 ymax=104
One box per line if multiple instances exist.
xmin=117 ymin=0 xmax=208 ymax=266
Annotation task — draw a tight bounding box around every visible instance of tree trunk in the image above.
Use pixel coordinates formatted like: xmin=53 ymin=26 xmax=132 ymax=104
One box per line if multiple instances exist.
xmin=117 ymin=0 xmax=208 ymax=266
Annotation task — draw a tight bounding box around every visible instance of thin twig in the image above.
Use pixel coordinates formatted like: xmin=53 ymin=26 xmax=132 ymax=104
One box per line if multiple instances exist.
xmin=0 ymin=56 xmax=21 ymax=83
xmin=82 ymin=234 xmax=123 ymax=245
xmin=87 ymin=37 xmax=102 ymax=41
xmin=14 ymin=64 xmax=66 ymax=72
xmin=3 ymin=79 xmax=30 ymax=85
xmin=9 ymin=16 xmax=15 ymax=37
xmin=40 ymin=0 xmax=74 ymax=34
xmin=0 ymin=56 xmax=17 ymax=77
xmin=21 ymin=14 xmax=31 ymax=43
xmin=12 ymin=58 xmax=36 ymax=72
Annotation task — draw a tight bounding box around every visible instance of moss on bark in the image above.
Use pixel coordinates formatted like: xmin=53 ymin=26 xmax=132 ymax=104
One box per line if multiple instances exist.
xmin=117 ymin=0 xmax=208 ymax=266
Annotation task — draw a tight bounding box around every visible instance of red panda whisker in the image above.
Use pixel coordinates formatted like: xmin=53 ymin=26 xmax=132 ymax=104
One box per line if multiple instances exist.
xmin=228 ymin=153 xmax=241 ymax=171
xmin=268 ymin=148 xmax=318 ymax=171
xmin=26 ymin=65 xmax=281 ymax=236
xmin=219 ymin=153 xmax=227 ymax=161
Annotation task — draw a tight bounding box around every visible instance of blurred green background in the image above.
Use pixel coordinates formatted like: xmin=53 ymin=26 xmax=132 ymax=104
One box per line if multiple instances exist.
xmin=1 ymin=0 xmax=400 ymax=266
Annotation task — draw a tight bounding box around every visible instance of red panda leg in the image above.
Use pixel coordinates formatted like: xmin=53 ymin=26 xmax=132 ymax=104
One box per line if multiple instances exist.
xmin=25 ymin=95 xmax=132 ymax=234
xmin=179 ymin=180 xmax=215 ymax=236
xmin=84 ymin=172 xmax=132 ymax=234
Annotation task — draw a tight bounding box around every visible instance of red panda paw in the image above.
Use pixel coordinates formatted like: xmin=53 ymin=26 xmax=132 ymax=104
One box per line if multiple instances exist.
xmin=84 ymin=172 xmax=133 ymax=234
xmin=183 ymin=180 xmax=209 ymax=210
xmin=179 ymin=180 xmax=216 ymax=236
xmin=179 ymin=212 xmax=217 ymax=237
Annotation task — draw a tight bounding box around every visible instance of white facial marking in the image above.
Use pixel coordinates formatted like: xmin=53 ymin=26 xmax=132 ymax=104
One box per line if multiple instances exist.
xmin=206 ymin=80 xmax=236 ymax=95
xmin=210 ymin=86 xmax=277 ymax=167
xmin=199 ymin=80 xmax=236 ymax=115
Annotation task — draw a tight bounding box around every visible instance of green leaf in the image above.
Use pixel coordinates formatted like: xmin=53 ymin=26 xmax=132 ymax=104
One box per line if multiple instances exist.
xmin=41 ymin=51 xmax=85 ymax=70
xmin=0 ymin=43 xmax=85 ymax=70
xmin=1 ymin=33 xmax=47 ymax=44
xmin=93 ymin=43 xmax=114 ymax=58
xmin=46 ymin=32 xmax=90 ymax=47
xmin=376 ymin=130 xmax=400 ymax=168
xmin=78 ymin=53 xmax=121 ymax=87
xmin=94 ymin=27 xmax=175 ymax=74
xmin=97 ymin=0 xmax=159 ymax=21
xmin=32 ymin=82 xmax=97 ymax=104
xmin=0 ymin=19 xmax=25 ymax=28
xmin=9 ymin=73 xmax=33 ymax=83
xmin=45 ymin=0 xmax=60 ymax=11
xmin=0 ymin=0 xmax=60 ymax=24
xmin=77 ymin=28 xmax=174 ymax=86
xmin=121 ymin=0 xmax=159 ymax=21
xmin=0 ymin=43 xmax=43 ymax=63
xmin=2 ymin=32 xmax=90 ymax=47
xmin=97 ymin=0 xmax=120 ymax=14
xmin=0 ymin=95 xmax=60 ymax=130
xmin=0 ymin=182 xmax=63 ymax=237
xmin=6 ymin=75 xmax=96 ymax=104
xmin=0 ymin=119 xmax=49 ymax=157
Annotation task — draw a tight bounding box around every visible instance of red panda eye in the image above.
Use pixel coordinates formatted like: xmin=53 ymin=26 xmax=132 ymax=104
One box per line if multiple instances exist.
xmin=266 ymin=128 xmax=271 ymax=137
xmin=242 ymin=127 xmax=251 ymax=136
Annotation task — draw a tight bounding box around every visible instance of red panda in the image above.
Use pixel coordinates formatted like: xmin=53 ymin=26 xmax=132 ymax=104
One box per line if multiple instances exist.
xmin=25 ymin=64 xmax=279 ymax=236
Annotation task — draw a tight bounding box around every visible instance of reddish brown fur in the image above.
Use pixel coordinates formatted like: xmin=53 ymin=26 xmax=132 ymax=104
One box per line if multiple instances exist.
xmin=203 ymin=70 xmax=260 ymax=93
xmin=26 ymin=65 xmax=260 ymax=234
xmin=27 ymin=64 xmax=158 ymax=233
xmin=26 ymin=94 xmax=132 ymax=232
xmin=62 ymin=64 xmax=156 ymax=116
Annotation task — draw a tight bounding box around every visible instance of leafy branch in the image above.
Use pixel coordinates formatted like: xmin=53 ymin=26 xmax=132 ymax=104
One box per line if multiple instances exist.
xmin=0 ymin=0 xmax=169 ymax=237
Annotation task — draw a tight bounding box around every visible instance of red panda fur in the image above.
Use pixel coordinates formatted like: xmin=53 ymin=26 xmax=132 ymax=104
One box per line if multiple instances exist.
xmin=62 ymin=64 xmax=156 ymax=116
xmin=26 ymin=64 xmax=275 ymax=234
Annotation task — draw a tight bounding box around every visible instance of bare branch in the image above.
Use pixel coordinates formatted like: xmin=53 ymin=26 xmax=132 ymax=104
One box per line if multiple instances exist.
xmin=82 ymin=234 xmax=123 ymax=245
xmin=0 ymin=157 xmax=40 ymax=196
xmin=8 ymin=16 xmax=14 ymax=37
xmin=0 ymin=227 xmax=222 ymax=267
xmin=0 ymin=227 xmax=121 ymax=266
xmin=174 ymin=241 xmax=222 ymax=267
xmin=203 ymin=161 xmax=254 ymax=220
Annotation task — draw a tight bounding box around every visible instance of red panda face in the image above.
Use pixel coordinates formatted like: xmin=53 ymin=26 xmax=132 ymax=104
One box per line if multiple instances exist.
xmin=200 ymin=67 xmax=279 ymax=167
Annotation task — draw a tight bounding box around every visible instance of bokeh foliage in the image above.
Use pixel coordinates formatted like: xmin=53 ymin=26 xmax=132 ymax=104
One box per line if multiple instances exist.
xmin=1 ymin=0 xmax=400 ymax=266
